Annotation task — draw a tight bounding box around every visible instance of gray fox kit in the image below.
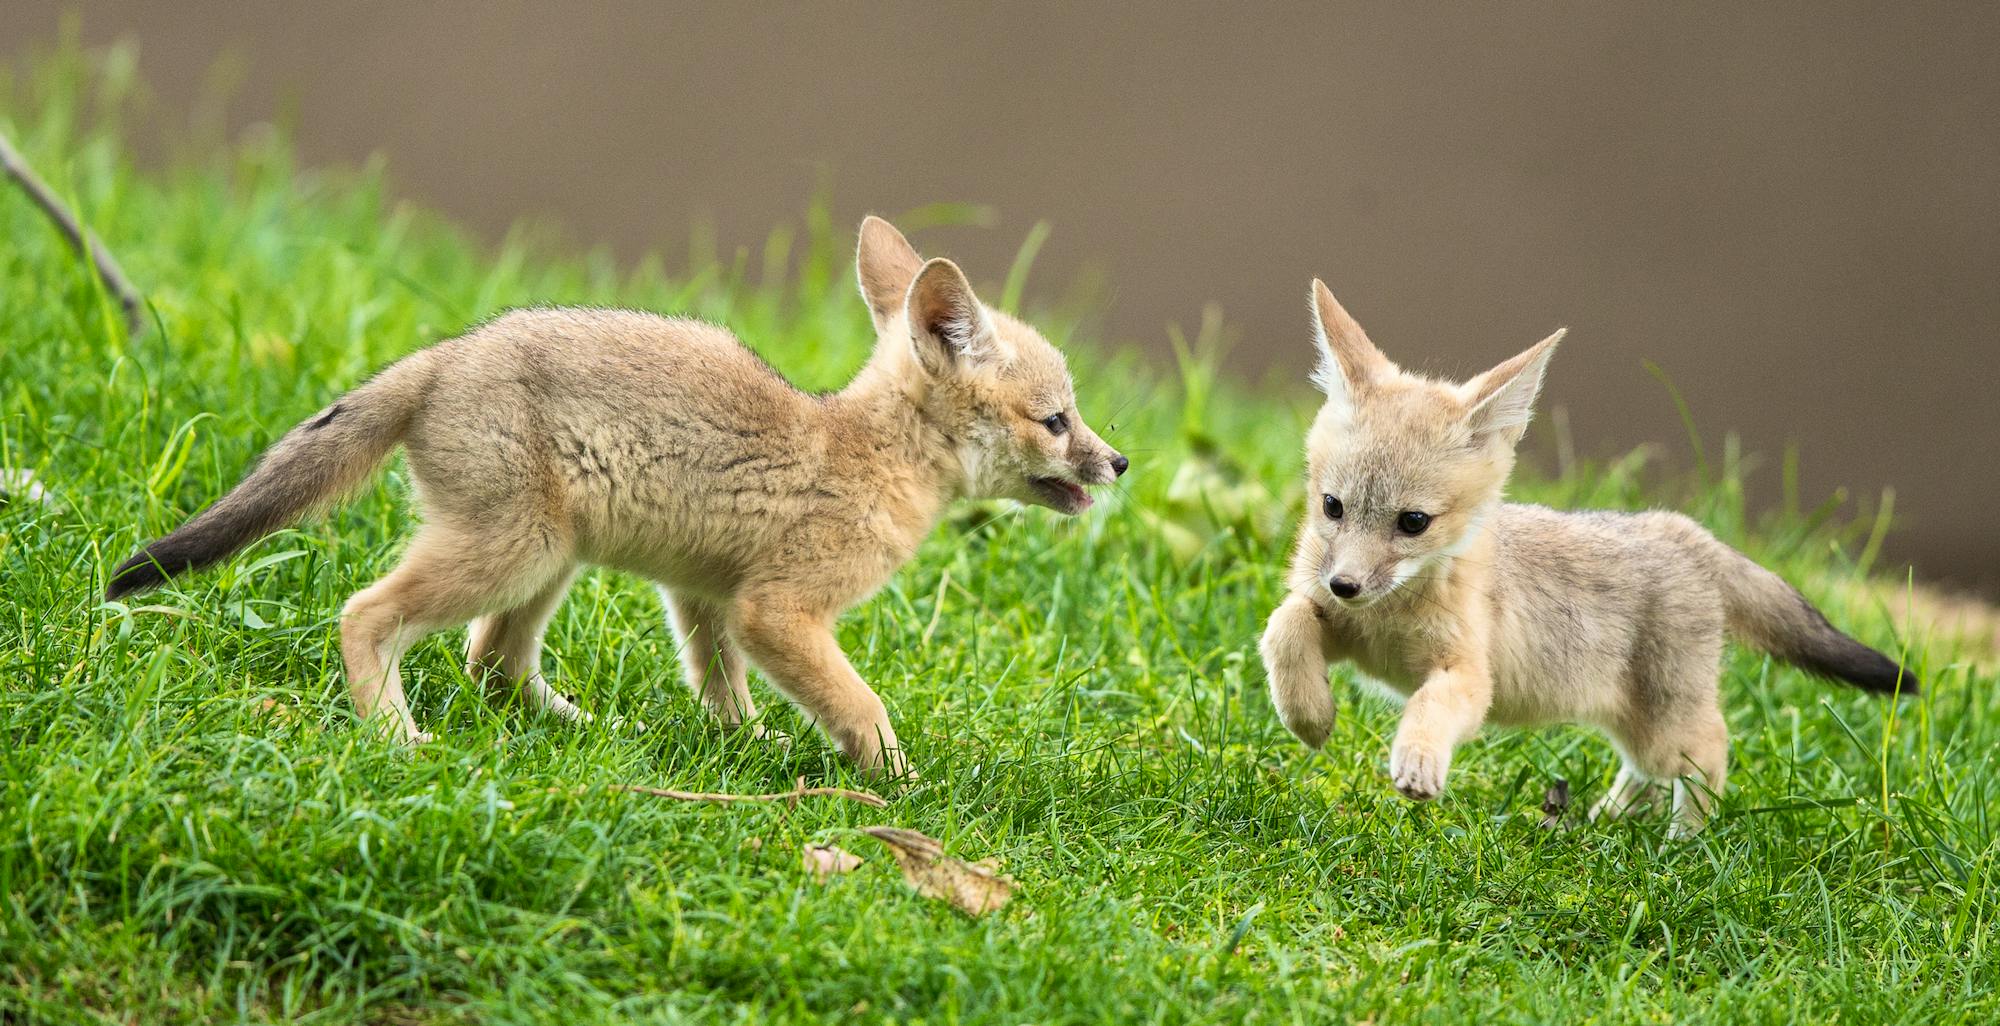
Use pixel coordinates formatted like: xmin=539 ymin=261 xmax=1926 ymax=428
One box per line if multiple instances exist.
xmin=107 ymin=217 xmax=1127 ymax=774
xmin=1260 ymin=281 xmax=1914 ymax=835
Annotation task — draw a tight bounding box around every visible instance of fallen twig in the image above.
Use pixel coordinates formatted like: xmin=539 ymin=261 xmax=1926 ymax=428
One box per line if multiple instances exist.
xmin=0 ymin=131 xmax=145 ymax=334
xmin=609 ymin=781 xmax=888 ymax=808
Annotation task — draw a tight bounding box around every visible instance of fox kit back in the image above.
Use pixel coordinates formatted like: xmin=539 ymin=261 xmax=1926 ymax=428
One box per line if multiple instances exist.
xmin=1260 ymin=281 xmax=1913 ymax=836
xmin=108 ymin=217 xmax=1128 ymax=769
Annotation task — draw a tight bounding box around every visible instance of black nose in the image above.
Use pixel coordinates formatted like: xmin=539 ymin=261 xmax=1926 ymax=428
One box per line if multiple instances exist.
xmin=1110 ymin=454 xmax=1129 ymax=477
xmin=1328 ymin=576 xmax=1362 ymax=600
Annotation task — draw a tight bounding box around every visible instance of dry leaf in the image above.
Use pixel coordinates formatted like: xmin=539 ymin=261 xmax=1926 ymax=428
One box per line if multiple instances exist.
xmin=803 ymin=843 xmax=863 ymax=881
xmin=861 ymin=826 xmax=1016 ymax=916
xmin=1540 ymin=778 xmax=1571 ymax=830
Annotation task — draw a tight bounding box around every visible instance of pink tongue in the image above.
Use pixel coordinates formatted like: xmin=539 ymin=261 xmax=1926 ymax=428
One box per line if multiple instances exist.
xmin=1068 ymin=483 xmax=1093 ymax=509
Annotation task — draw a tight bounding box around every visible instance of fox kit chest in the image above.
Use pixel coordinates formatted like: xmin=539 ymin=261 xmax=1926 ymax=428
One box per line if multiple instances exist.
xmin=1321 ymin=615 xmax=1434 ymax=699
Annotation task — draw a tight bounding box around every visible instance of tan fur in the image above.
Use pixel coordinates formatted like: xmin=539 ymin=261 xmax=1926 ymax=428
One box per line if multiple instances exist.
xmin=111 ymin=218 xmax=1126 ymax=771
xmin=1260 ymin=281 xmax=1910 ymax=836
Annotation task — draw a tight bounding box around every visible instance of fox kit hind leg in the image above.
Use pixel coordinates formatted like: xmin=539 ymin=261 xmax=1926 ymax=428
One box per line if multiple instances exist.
xmin=340 ymin=522 xmax=573 ymax=743
xmin=1605 ymin=704 xmax=1729 ymax=839
xmin=1587 ymin=761 xmax=1667 ymax=823
xmin=465 ymin=569 xmax=590 ymax=723
xmin=664 ymin=589 xmax=765 ymax=735
xmin=1595 ymin=632 xmax=1731 ymax=836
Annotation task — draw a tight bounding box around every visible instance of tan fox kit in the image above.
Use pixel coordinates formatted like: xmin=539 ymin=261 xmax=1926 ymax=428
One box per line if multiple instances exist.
xmin=1259 ymin=281 xmax=1914 ymax=835
xmin=107 ymin=217 xmax=1127 ymax=773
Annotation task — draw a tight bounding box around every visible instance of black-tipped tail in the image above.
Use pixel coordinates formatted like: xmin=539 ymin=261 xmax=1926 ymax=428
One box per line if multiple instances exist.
xmin=1775 ymin=597 xmax=1919 ymax=695
xmin=1714 ymin=540 xmax=1919 ymax=696
xmin=107 ymin=502 xmax=284 ymax=600
xmin=102 ymin=350 xmax=433 ymax=600
xmin=106 ymin=552 xmax=169 ymax=600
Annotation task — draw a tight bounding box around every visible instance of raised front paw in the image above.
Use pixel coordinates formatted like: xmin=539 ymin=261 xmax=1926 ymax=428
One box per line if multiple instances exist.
xmin=1277 ymin=698 xmax=1335 ymax=751
xmin=1388 ymin=743 xmax=1450 ymax=802
xmin=1261 ymin=617 xmax=1335 ymax=750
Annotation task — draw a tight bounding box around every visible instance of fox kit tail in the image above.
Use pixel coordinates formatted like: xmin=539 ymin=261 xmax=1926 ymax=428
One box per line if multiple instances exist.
xmin=105 ymin=350 xmax=436 ymax=600
xmin=1707 ymin=539 xmax=1917 ymax=695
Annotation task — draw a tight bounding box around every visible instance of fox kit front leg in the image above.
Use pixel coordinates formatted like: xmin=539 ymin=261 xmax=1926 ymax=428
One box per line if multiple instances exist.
xmin=728 ymin=589 xmax=906 ymax=777
xmin=1388 ymin=660 xmax=1493 ymax=801
xmin=1261 ymin=593 xmax=1336 ymax=749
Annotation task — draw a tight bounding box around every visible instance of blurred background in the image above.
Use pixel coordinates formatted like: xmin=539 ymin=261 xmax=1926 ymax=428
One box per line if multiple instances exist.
xmin=10 ymin=3 xmax=1997 ymax=594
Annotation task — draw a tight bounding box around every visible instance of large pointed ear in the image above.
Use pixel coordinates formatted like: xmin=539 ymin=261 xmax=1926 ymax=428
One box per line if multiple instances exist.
xmin=906 ymin=258 xmax=1001 ymax=375
xmin=1309 ymin=279 xmax=1396 ymax=407
xmin=1462 ymin=328 xmax=1565 ymax=445
xmin=856 ymin=215 xmax=924 ymax=331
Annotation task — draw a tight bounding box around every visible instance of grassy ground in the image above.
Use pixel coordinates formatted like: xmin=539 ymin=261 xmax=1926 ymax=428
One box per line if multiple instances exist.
xmin=4 ymin=46 xmax=1996 ymax=1025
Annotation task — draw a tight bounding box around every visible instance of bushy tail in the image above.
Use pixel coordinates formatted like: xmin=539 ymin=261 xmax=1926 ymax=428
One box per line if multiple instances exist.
xmin=105 ymin=350 xmax=436 ymax=600
xmin=1707 ymin=538 xmax=1918 ymax=695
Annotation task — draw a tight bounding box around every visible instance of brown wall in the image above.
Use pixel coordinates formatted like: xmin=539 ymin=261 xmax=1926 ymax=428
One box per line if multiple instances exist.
xmin=14 ymin=2 xmax=1999 ymax=592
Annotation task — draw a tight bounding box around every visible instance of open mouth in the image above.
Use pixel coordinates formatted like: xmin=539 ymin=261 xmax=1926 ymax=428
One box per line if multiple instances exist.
xmin=1029 ymin=476 xmax=1094 ymax=514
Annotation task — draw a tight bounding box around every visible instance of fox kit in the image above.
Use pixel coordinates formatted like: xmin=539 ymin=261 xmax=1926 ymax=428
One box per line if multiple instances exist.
xmin=106 ymin=217 xmax=1127 ymax=774
xmin=1259 ymin=281 xmax=1914 ymax=835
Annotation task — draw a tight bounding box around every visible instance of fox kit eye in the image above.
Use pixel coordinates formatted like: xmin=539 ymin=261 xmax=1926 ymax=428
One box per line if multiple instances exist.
xmin=1041 ymin=413 xmax=1068 ymax=435
xmin=1323 ymin=495 xmax=1344 ymax=520
xmin=1397 ymin=511 xmax=1432 ymax=535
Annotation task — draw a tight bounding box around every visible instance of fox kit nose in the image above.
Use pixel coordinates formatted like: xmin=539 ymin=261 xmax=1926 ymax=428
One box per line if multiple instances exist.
xmin=1328 ymin=576 xmax=1362 ymax=600
xmin=1110 ymin=454 xmax=1129 ymax=477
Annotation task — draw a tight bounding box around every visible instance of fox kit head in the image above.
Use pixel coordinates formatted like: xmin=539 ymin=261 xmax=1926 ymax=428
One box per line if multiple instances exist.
xmin=855 ymin=216 xmax=1127 ymax=513
xmin=1295 ymin=280 xmax=1563 ymax=608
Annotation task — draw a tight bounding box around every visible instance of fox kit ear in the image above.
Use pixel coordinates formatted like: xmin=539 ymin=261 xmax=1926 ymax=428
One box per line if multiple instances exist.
xmin=906 ymin=258 xmax=999 ymax=375
xmin=1309 ymin=280 xmax=1396 ymax=408
xmin=1463 ymin=328 xmax=1565 ymax=445
xmin=857 ymin=216 xmax=924 ymax=331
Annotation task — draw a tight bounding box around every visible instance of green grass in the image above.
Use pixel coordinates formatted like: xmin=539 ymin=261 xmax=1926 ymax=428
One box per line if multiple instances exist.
xmin=4 ymin=44 xmax=1996 ymax=1025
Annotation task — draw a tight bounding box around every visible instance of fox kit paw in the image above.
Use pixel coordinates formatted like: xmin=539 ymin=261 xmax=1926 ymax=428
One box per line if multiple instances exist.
xmin=853 ymin=745 xmax=914 ymax=785
xmin=377 ymin=719 xmax=433 ymax=747
xmin=1389 ymin=744 xmax=1449 ymax=802
xmin=1260 ymin=599 xmax=1334 ymax=750
xmin=544 ymin=691 xmax=592 ymax=724
xmin=722 ymin=718 xmax=788 ymax=746
xmin=1277 ymin=704 xmax=1334 ymax=750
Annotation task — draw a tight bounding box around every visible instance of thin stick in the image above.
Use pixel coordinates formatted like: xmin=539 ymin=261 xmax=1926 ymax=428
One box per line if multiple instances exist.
xmin=609 ymin=782 xmax=888 ymax=808
xmin=0 ymin=132 xmax=145 ymax=334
